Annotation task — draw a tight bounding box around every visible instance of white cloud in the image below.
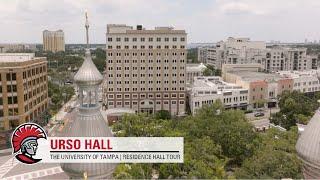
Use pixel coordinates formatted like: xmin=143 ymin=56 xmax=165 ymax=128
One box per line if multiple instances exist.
xmin=219 ymin=2 xmax=265 ymax=15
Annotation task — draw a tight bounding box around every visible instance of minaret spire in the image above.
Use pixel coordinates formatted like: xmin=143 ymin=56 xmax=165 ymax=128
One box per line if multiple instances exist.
xmin=85 ymin=11 xmax=89 ymax=48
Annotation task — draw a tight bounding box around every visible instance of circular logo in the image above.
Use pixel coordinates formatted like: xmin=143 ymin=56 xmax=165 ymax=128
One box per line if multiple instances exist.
xmin=11 ymin=123 xmax=47 ymax=164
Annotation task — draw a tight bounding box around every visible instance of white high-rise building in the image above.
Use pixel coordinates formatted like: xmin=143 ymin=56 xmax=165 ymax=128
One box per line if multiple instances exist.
xmin=104 ymin=24 xmax=187 ymax=116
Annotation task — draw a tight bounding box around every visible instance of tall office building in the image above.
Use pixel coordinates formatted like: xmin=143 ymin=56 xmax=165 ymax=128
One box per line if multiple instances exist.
xmin=104 ymin=24 xmax=187 ymax=116
xmin=0 ymin=53 xmax=48 ymax=130
xmin=43 ymin=30 xmax=65 ymax=52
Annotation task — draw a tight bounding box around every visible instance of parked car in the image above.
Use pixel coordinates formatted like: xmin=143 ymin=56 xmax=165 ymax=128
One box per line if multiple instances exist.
xmin=254 ymin=112 xmax=265 ymax=117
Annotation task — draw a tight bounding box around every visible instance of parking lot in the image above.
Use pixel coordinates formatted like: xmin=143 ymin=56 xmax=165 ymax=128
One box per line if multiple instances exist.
xmin=245 ymin=107 xmax=280 ymax=121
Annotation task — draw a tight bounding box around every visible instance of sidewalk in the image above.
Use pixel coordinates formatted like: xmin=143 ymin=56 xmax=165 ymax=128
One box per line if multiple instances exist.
xmin=47 ymin=95 xmax=77 ymax=135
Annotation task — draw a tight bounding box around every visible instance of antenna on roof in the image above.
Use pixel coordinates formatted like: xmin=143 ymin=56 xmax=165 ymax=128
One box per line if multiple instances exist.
xmin=85 ymin=11 xmax=89 ymax=48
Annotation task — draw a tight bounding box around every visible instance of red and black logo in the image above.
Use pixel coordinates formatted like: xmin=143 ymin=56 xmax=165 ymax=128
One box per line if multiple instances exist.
xmin=11 ymin=123 xmax=47 ymax=164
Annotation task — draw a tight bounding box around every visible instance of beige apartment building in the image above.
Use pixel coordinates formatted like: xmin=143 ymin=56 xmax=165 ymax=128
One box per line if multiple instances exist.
xmin=104 ymin=24 xmax=187 ymax=116
xmin=223 ymin=64 xmax=293 ymax=109
xmin=43 ymin=30 xmax=65 ymax=52
xmin=0 ymin=53 xmax=49 ymax=130
xmin=201 ymin=37 xmax=316 ymax=72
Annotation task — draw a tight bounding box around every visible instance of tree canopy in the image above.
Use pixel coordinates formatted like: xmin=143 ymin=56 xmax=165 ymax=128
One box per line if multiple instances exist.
xmin=112 ymin=102 xmax=302 ymax=178
xmin=271 ymin=90 xmax=319 ymax=129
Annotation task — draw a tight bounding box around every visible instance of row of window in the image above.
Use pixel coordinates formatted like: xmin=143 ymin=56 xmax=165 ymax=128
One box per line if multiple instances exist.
xmin=22 ymin=66 xmax=47 ymax=79
xmin=107 ymin=45 xmax=185 ymax=50
xmin=108 ymin=80 xmax=185 ymax=85
xmin=107 ymin=87 xmax=185 ymax=92
xmin=108 ymin=59 xmax=185 ymax=63
xmin=107 ymin=37 xmax=185 ymax=42
xmin=107 ymin=66 xmax=185 ymax=71
xmin=108 ymin=73 xmax=185 ymax=78
xmin=294 ymin=81 xmax=319 ymax=86
xmin=0 ymin=96 xmax=18 ymax=106
xmin=108 ymin=100 xmax=185 ymax=106
xmin=24 ymin=87 xmax=47 ymax=102
xmin=0 ymin=73 xmax=17 ymax=82
xmin=224 ymin=96 xmax=248 ymax=103
xmin=107 ymin=93 xmax=185 ymax=99
xmin=24 ymin=95 xmax=47 ymax=112
xmin=107 ymin=52 xmax=185 ymax=57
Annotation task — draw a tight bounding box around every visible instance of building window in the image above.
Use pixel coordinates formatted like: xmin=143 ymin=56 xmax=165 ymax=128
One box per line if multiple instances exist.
xmin=107 ymin=37 xmax=112 ymax=42
xmin=148 ymin=37 xmax=153 ymax=42
xmin=6 ymin=73 xmax=11 ymax=81
xmin=8 ymin=96 xmax=18 ymax=104
xmin=116 ymin=37 xmax=121 ymax=42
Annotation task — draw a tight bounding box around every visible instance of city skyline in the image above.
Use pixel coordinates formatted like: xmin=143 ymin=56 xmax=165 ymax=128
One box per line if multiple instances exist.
xmin=1 ymin=0 xmax=320 ymax=44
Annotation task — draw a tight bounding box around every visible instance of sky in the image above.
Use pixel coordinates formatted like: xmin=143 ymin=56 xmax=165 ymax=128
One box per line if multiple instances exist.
xmin=1 ymin=0 xmax=320 ymax=44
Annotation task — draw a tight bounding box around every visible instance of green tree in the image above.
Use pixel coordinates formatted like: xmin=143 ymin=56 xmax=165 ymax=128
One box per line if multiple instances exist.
xmin=187 ymin=48 xmax=198 ymax=63
xmin=204 ymin=64 xmax=221 ymax=76
xmin=271 ymin=90 xmax=319 ymax=129
xmin=235 ymin=127 xmax=302 ymax=179
xmin=202 ymin=67 xmax=213 ymax=76
xmin=92 ymin=48 xmax=106 ymax=72
xmin=112 ymin=101 xmax=303 ymax=179
xmin=154 ymin=110 xmax=171 ymax=120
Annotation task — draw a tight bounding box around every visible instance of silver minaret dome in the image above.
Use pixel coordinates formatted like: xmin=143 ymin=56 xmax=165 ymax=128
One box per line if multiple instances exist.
xmin=60 ymin=12 xmax=116 ymax=179
xmin=296 ymin=109 xmax=320 ymax=178
xmin=74 ymin=49 xmax=103 ymax=87
xmin=73 ymin=12 xmax=103 ymax=88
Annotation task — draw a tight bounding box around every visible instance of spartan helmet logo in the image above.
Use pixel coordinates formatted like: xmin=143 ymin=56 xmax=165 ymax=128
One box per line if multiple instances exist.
xmin=11 ymin=123 xmax=47 ymax=164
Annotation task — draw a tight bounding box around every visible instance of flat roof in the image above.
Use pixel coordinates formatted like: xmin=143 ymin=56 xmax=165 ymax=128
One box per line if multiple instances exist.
xmin=231 ymin=71 xmax=284 ymax=82
xmin=0 ymin=53 xmax=36 ymax=62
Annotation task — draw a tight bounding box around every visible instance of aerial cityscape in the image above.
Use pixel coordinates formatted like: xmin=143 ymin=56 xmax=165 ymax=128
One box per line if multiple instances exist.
xmin=1 ymin=0 xmax=320 ymax=179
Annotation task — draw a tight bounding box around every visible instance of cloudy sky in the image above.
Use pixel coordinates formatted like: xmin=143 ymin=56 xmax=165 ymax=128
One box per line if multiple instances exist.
xmin=1 ymin=0 xmax=320 ymax=44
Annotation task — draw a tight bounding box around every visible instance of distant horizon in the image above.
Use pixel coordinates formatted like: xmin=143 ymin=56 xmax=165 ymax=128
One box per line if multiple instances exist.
xmin=0 ymin=40 xmax=317 ymax=45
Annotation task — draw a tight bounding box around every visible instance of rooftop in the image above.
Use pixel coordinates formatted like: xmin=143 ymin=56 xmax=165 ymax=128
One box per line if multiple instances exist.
xmin=107 ymin=24 xmax=186 ymax=34
xmin=277 ymin=70 xmax=320 ymax=78
xmin=230 ymin=71 xmax=285 ymax=82
xmin=0 ymin=53 xmax=36 ymax=62
xmin=192 ymin=76 xmax=245 ymax=93
xmin=186 ymin=63 xmax=206 ymax=72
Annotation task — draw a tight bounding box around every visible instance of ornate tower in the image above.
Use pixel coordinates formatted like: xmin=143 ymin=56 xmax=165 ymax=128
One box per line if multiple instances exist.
xmin=60 ymin=12 xmax=115 ymax=179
